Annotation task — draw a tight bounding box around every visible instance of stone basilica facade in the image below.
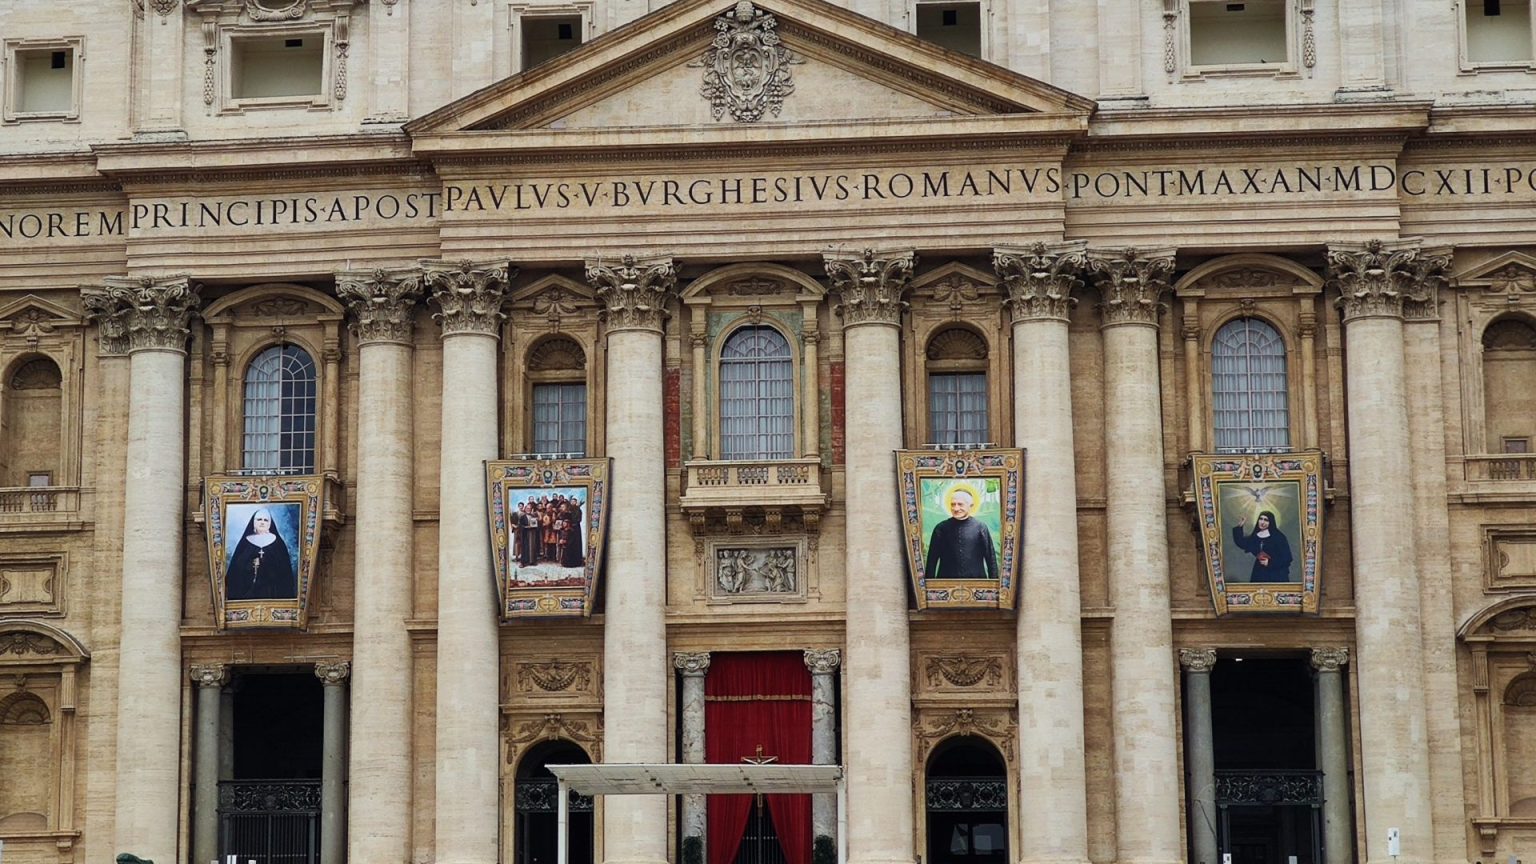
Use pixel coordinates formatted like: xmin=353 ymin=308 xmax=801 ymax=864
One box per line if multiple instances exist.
xmin=5 ymin=2 xmax=1536 ymax=864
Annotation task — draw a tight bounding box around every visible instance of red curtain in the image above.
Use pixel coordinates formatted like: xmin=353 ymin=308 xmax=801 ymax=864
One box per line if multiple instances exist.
xmin=705 ymin=652 xmax=812 ymax=864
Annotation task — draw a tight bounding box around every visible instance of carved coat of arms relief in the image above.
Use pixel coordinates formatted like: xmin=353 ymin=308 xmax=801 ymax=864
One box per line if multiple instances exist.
xmin=697 ymin=0 xmax=802 ymax=122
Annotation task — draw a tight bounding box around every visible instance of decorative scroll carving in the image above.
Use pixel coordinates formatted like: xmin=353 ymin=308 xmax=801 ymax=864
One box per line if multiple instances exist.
xmin=336 ymin=267 xmax=423 ymax=344
xmin=151 ymin=0 xmax=181 ymax=15
xmin=81 ymin=276 xmax=201 ymax=353
xmin=994 ymin=241 xmax=1087 ymax=323
xmin=927 ymin=275 xmax=982 ymax=316
xmin=423 ymin=259 xmax=514 ymax=336
xmin=725 ymin=278 xmax=784 ymax=296
xmin=1309 ymin=647 xmax=1349 ymax=673
xmin=1215 ymin=771 xmax=1322 ymax=806
xmin=504 ymin=713 xmax=603 ymax=763
xmin=1403 ymin=247 xmax=1452 ymax=321
xmin=314 ymin=661 xmax=350 ymax=685
xmin=1486 ymin=263 xmax=1536 ymax=295
xmin=927 ymin=778 xmax=1007 ymax=812
xmin=516 ymin=661 xmax=593 ymax=693
xmin=245 ymin=0 xmax=308 ymax=19
xmin=1087 ymin=248 xmax=1175 ymax=327
xmin=925 ymin=656 xmax=1003 ymax=688
xmin=189 ymin=663 xmax=230 ymax=687
xmin=825 ymin=248 xmax=915 ymax=327
xmin=219 ymin=780 xmax=321 ymax=812
xmin=695 ymin=1 xmax=801 ymax=123
xmin=531 ymin=286 xmax=581 ymax=329
xmin=803 ymin=648 xmax=840 ymax=675
xmin=913 ymin=707 xmax=1016 ymax=764
xmin=0 ymin=633 xmax=61 ymax=657
xmin=673 ymin=652 xmax=713 ymax=677
xmin=1178 ymin=647 xmax=1218 ymax=673
xmin=1326 ymin=239 xmax=1450 ymax=323
xmin=586 ymin=254 xmax=677 ymax=333
xmin=1487 ymin=607 xmax=1536 ymax=634
xmin=247 ymin=298 xmax=311 ymax=317
xmin=714 ymin=547 xmax=796 ymax=595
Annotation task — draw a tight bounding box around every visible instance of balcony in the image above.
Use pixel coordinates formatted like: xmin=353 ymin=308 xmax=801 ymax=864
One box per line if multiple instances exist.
xmin=218 ymin=779 xmax=321 ymax=864
xmin=1468 ymin=454 xmax=1536 ymax=481
xmin=680 ymin=458 xmax=828 ymax=532
xmin=0 ymin=486 xmax=83 ymax=532
xmin=1460 ymin=454 xmax=1536 ymax=504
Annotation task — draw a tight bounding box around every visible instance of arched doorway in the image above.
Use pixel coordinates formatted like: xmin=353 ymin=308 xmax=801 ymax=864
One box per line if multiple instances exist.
xmin=925 ymin=736 xmax=1008 ymax=864
xmin=515 ymin=740 xmax=594 ymax=864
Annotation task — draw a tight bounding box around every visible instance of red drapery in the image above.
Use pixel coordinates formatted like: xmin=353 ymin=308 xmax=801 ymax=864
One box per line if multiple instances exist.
xmin=705 ymin=652 xmax=812 ymax=864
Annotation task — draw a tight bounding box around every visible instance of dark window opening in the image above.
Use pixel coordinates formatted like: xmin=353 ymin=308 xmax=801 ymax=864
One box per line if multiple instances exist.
xmin=925 ymin=736 xmax=1008 ymax=864
xmin=220 ymin=671 xmax=325 ymax=864
xmin=915 ymin=2 xmax=982 ymax=56
xmin=521 ymin=15 xmax=585 ymax=69
xmin=516 ymin=740 xmax=594 ymax=864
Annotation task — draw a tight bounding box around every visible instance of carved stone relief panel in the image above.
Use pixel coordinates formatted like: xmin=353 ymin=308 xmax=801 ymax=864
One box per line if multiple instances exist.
xmin=506 ymin=656 xmax=601 ymax=707
xmin=0 ymin=553 xmax=65 ymax=617
xmin=1485 ymin=527 xmax=1536 ymax=593
xmin=502 ymin=710 xmax=603 ymax=768
xmin=705 ymin=536 xmax=808 ymax=603
xmin=912 ymin=706 xmax=1018 ymax=766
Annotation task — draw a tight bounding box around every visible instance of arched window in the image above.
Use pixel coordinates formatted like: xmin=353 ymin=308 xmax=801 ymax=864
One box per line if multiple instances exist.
xmin=2 ymin=356 xmax=63 ymax=487
xmin=925 ymin=736 xmax=1008 ymax=864
xmin=528 ymin=336 xmax=588 ymax=456
xmin=242 ymin=345 xmax=318 ymax=474
xmin=719 ymin=326 xmax=794 ymax=461
xmin=1211 ymin=318 xmax=1290 ymax=453
xmin=1482 ymin=317 xmax=1536 ymax=454
xmin=926 ymin=327 xmax=989 ymax=446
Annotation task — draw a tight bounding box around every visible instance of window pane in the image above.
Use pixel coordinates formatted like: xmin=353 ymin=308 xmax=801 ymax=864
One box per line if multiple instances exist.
xmin=533 ymin=382 xmax=587 ymax=456
xmin=928 ymin=373 xmax=988 ymax=445
xmin=1211 ymin=317 xmax=1290 ymax=453
xmin=243 ymin=345 xmax=318 ymax=473
xmin=719 ymin=327 xmax=794 ymax=460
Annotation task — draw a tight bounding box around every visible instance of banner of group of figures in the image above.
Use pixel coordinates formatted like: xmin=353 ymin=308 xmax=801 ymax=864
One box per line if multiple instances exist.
xmin=199 ymin=448 xmax=1321 ymax=628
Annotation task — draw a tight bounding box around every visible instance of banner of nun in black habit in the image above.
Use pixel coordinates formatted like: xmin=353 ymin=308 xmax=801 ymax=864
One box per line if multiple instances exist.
xmin=203 ymin=476 xmax=322 ymax=629
xmin=1190 ymin=451 xmax=1326 ymax=616
xmin=486 ymin=458 xmax=612 ymax=618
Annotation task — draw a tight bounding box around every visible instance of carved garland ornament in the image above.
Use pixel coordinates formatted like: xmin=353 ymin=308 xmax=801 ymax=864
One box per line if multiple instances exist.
xmin=696 ymin=1 xmax=802 ymax=123
xmin=586 ymin=254 xmax=677 ymax=332
xmin=825 ymin=248 xmax=916 ymax=327
xmin=516 ymin=660 xmax=592 ymax=693
xmin=81 ymin=276 xmax=201 ymax=353
xmin=925 ymin=656 xmax=1004 ymax=688
xmin=0 ymin=633 xmax=62 ymax=657
xmin=424 ymin=259 xmax=515 ymax=336
xmin=994 ymin=241 xmax=1087 ymax=323
xmin=505 ymin=712 xmax=602 ymax=762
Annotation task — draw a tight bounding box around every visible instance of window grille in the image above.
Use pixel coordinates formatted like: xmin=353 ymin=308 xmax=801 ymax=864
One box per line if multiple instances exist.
xmin=719 ymin=326 xmax=794 ymax=460
xmin=532 ymin=382 xmax=588 ymax=456
xmin=243 ymin=345 xmax=318 ymax=474
xmin=928 ymin=373 xmax=989 ymax=446
xmin=1211 ymin=317 xmax=1290 ymax=452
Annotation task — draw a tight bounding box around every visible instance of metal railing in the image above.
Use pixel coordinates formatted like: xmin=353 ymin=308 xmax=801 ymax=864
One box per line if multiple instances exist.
xmin=925 ymin=777 xmax=1009 ymax=812
xmin=1214 ymin=769 xmax=1323 ymax=807
xmin=218 ymin=780 xmax=321 ymax=864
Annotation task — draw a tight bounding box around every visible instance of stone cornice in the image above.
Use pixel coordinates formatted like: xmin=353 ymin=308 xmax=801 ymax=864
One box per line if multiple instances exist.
xmin=336 ymin=267 xmax=425 ymax=345
xmin=81 ymin=276 xmax=201 ymax=354
xmin=994 ymin=240 xmax=1087 ymax=323
xmin=423 ymin=259 xmax=516 ymax=336
xmin=587 ymin=254 xmax=677 ymax=334
xmin=825 ymin=248 xmax=915 ymax=328
xmin=1086 ymin=247 xmax=1175 ymax=328
xmin=1326 ymin=239 xmax=1450 ymax=324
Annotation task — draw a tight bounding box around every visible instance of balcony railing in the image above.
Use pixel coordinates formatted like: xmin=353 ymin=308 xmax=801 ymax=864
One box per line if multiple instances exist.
xmin=1214 ymin=769 xmax=1323 ymax=807
xmin=925 ymin=777 xmax=1009 ymax=812
xmin=680 ymin=458 xmax=828 ymax=514
xmin=0 ymin=486 xmax=79 ymax=515
xmin=1467 ymin=454 xmax=1536 ymax=482
xmin=218 ymin=779 xmax=321 ymax=864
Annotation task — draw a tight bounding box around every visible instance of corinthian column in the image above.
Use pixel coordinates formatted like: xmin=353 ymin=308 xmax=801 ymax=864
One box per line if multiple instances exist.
xmin=1326 ymin=240 xmax=1440 ymax=864
xmin=823 ymin=248 xmax=916 ymax=864
xmin=82 ymin=275 xmax=199 ymax=864
xmin=425 ymin=260 xmax=512 ymax=864
xmin=1086 ymin=248 xmax=1182 ymax=864
xmin=336 ymin=267 xmax=424 ymax=864
xmin=803 ymin=649 xmax=841 ymax=846
xmin=994 ymin=242 xmax=1091 ymax=864
xmin=588 ymin=254 xmax=677 ymax=864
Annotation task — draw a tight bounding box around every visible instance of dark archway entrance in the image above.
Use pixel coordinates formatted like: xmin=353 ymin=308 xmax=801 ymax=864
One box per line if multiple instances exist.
xmin=220 ymin=670 xmax=325 ymax=864
xmin=924 ymin=736 xmax=1008 ymax=864
xmin=516 ymin=739 xmax=594 ymax=864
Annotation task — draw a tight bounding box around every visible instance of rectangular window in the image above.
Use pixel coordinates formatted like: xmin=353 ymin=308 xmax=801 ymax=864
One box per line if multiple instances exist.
xmin=1188 ymin=0 xmax=1289 ymax=66
xmin=27 ymin=472 xmax=52 ymax=488
xmin=231 ymin=35 xmax=325 ymax=100
xmin=928 ymin=373 xmax=989 ymax=446
xmin=1466 ymin=0 xmax=1534 ymax=63
xmin=521 ymin=15 xmax=585 ymax=70
xmin=532 ymin=383 xmax=587 ymax=456
xmin=4 ymin=39 xmax=82 ymax=122
xmin=1504 ymin=436 xmax=1531 ymax=454
xmin=915 ymin=2 xmax=983 ymax=57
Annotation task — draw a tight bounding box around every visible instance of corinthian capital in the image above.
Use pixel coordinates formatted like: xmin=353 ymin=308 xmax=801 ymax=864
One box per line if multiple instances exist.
xmin=586 ymin=254 xmax=677 ymax=333
xmin=1178 ymin=648 xmax=1217 ymax=673
xmin=336 ymin=267 xmax=424 ymax=345
xmin=1309 ymin=647 xmax=1349 ymax=673
xmin=1087 ymin=247 xmax=1175 ymax=328
xmin=672 ymin=652 xmax=711 ymax=677
xmin=824 ymin=248 xmax=915 ymax=327
xmin=189 ymin=663 xmax=230 ymax=688
xmin=81 ymin=276 xmax=200 ymax=354
xmin=1326 ymin=239 xmax=1450 ymax=324
xmin=803 ymin=648 xmax=841 ymax=676
xmin=423 ymin=259 xmax=516 ymax=336
xmin=994 ymin=241 xmax=1087 ymax=323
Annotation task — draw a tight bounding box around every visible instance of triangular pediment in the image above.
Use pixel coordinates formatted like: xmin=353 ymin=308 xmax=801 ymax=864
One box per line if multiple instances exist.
xmin=408 ymin=0 xmax=1092 ymax=138
xmin=0 ymin=295 xmax=81 ymax=333
xmin=1456 ymin=251 xmax=1536 ymax=293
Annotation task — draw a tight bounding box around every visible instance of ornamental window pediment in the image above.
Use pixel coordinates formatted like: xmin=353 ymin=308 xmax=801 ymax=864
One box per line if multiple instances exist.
xmin=905 ymin=262 xmax=1004 ymax=450
xmin=187 ymin=0 xmax=359 ymax=115
xmin=0 ymin=296 xmax=85 ymax=525
xmin=506 ymin=275 xmax=601 ymax=460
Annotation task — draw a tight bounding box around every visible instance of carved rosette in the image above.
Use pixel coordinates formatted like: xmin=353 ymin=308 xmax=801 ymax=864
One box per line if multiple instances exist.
xmin=189 ymin=663 xmax=230 ymax=688
xmin=1326 ymin=239 xmax=1448 ymax=324
xmin=423 ymin=259 xmax=516 ymax=336
xmin=81 ymin=286 xmax=132 ymax=356
xmin=1178 ymin=648 xmax=1218 ymax=674
xmin=336 ymin=267 xmax=424 ymax=345
xmin=994 ymin=241 xmax=1088 ymax=323
xmin=803 ymin=648 xmax=840 ymax=676
xmin=697 ymin=0 xmax=801 ymax=123
xmin=81 ymin=276 xmax=201 ymax=354
xmin=314 ymin=661 xmax=351 ymax=685
xmin=1087 ymin=248 xmax=1175 ymax=328
xmin=586 ymin=254 xmax=677 ymax=333
xmin=1309 ymin=647 xmax=1349 ymax=673
xmin=824 ymin=248 xmax=916 ymax=328
xmin=673 ymin=652 xmax=712 ymax=677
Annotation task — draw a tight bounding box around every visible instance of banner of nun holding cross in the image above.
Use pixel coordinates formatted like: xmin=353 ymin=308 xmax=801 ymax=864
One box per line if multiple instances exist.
xmin=202 ymin=475 xmax=323 ymax=629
